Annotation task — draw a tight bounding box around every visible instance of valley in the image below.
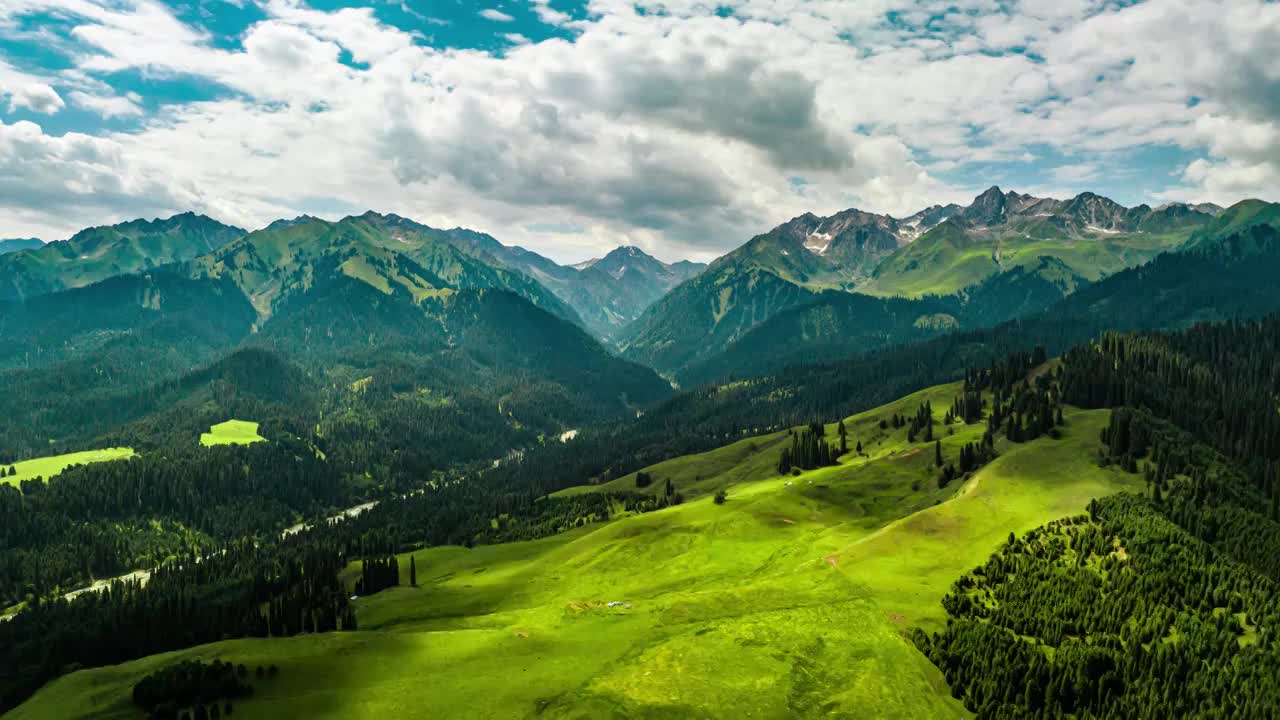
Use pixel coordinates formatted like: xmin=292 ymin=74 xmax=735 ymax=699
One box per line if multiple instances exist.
xmin=10 ymin=385 xmax=1140 ymax=719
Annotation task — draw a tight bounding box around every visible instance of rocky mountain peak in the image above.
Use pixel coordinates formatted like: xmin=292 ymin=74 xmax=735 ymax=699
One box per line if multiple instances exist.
xmin=961 ymin=186 xmax=1010 ymax=226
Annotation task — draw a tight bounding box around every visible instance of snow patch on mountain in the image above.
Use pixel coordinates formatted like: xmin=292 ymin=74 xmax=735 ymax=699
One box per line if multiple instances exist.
xmin=804 ymin=229 xmax=834 ymax=255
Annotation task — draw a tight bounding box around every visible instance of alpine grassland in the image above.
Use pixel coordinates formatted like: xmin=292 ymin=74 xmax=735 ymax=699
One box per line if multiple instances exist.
xmin=0 ymin=448 xmax=136 ymax=488
xmin=11 ymin=381 xmax=1140 ymax=720
xmin=199 ymin=420 xmax=266 ymax=447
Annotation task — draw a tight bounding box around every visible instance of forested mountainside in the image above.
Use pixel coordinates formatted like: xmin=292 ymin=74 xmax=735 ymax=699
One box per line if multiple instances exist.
xmin=919 ymin=319 xmax=1280 ymax=718
xmin=0 ymin=214 xmax=673 ymax=469
xmin=677 ymin=258 xmax=1086 ymax=386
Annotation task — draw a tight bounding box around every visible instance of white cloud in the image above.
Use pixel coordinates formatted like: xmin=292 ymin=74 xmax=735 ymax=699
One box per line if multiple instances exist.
xmin=0 ymin=118 xmax=197 ymax=239
xmin=0 ymin=0 xmax=1279 ymax=262
xmin=68 ymin=89 xmax=142 ymax=118
xmin=0 ymin=60 xmax=64 ymax=114
xmin=529 ymin=0 xmax=570 ymax=26
xmin=5 ymin=82 xmax=63 ymax=113
xmin=479 ymin=8 xmax=515 ymax=22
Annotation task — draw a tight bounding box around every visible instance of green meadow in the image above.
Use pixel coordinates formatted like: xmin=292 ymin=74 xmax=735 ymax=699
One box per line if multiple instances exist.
xmin=0 ymin=448 xmax=135 ymax=488
xmin=12 ymin=384 xmax=1140 ymax=719
xmin=199 ymin=419 xmax=266 ymax=447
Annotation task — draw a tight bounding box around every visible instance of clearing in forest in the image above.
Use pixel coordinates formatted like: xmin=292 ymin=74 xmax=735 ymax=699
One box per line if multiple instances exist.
xmin=200 ymin=420 xmax=266 ymax=447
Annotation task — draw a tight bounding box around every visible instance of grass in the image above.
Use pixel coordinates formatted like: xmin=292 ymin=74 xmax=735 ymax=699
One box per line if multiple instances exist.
xmin=865 ymin=227 xmax=1191 ymax=298
xmin=200 ymin=420 xmax=266 ymax=447
xmin=12 ymin=386 xmax=1141 ymax=720
xmin=0 ymin=448 xmax=135 ymax=488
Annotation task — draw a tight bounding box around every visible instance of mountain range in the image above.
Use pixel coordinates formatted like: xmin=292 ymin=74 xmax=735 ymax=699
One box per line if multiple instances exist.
xmin=618 ymin=187 xmax=1224 ymax=378
xmin=0 ymin=188 xmax=1259 ymax=395
xmin=0 ymin=213 xmax=244 ymax=301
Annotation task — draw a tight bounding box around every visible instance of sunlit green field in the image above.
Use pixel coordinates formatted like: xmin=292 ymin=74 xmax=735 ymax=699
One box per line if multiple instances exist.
xmin=13 ymin=385 xmax=1139 ymax=720
xmin=199 ymin=419 xmax=265 ymax=447
xmin=0 ymin=447 xmax=136 ymax=488
xmin=865 ymin=229 xmax=1190 ymax=298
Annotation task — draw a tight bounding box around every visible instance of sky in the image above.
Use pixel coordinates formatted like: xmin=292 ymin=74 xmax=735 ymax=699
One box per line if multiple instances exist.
xmin=1 ymin=0 xmax=1278 ymax=264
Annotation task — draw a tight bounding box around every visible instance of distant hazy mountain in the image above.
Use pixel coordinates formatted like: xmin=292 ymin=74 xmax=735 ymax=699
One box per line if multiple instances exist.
xmin=565 ymin=246 xmax=705 ymax=337
xmin=441 ymin=231 xmax=705 ymax=338
xmin=619 ymin=187 xmax=1216 ymax=377
xmin=0 ymin=213 xmax=244 ymax=301
xmin=0 ymin=238 xmax=42 ymax=255
xmin=438 ymin=226 xmax=583 ymax=299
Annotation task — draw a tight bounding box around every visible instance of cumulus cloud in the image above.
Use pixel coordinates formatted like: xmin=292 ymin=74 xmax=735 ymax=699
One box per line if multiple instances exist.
xmin=529 ymin=0 xmax=570 ymax=26
xmin=0 ymin=60 xmax=64 ymax=114
xmin=0 ymin=0 xmax=1279 ymax=259
xmin=0 ymin=118 xmax=197 ymax=239
xmin=6 ymin=82 xmax=63 ymax=113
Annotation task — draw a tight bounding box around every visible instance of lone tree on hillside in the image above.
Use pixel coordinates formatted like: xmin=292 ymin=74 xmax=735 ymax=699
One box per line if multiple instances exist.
xmin=713 ymin=489 xmax=727 ymax=505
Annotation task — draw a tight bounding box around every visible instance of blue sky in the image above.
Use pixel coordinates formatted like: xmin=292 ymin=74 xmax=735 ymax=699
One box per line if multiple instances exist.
xmin=1 ymin=0 xmax=1277 ymax=262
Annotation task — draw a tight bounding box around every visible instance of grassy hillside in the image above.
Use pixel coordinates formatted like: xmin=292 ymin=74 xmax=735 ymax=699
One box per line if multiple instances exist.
xmin=866 ymin=226 xmax=1188 ymax=297
xmin=0 ymin=448 xmax=135 ymax=487
xmin=199 ymin=420 xmax=265 ymax=447
xmin=12 ymin=377 xmax=1140 ymax=720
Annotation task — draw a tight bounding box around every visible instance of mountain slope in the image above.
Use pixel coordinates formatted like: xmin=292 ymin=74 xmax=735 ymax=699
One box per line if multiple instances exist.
xmin=679 ymin=257 xmax=1089 ymax=386
xmin=866 ymin=187 xmax=1213 ymax=296
xmin=615 ymin=206 xmax=957 ymax=374
xmin=0 ymin=272 xmax=259 ymax=454
xmin=190 ymin=212 xmax=579 ymax=326
xmin=619 ymin=262 xmax=822 ymax=375
xmin=1181 ymin=198 xmax=1280 ymax=251
xmin=0 ymin=271 xmax=256 ymax=373
xmin=440 ymin=227 xmax=582 ymax=297
xmin=0 ymin=213 xmax=244 ymax=301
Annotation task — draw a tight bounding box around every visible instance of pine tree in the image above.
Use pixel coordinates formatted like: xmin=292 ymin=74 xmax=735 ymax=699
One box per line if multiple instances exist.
xmin=410 ymin=556 xmax=417 ymax=587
